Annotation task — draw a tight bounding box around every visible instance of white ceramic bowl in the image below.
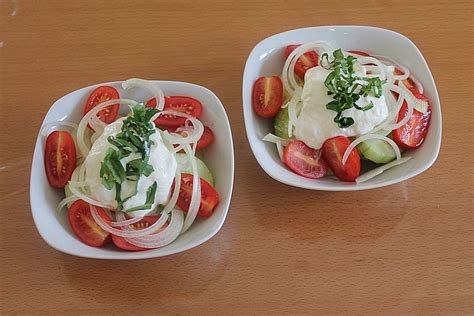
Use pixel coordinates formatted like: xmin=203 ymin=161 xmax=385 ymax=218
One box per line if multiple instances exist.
xmin=242 ymin=26 xmax=441 ymax=191
xmin=30 ymin=80 xmax=234 ymax=259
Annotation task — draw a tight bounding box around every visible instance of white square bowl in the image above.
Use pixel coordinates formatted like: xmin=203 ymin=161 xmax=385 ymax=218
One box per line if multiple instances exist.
xmin=30 ymin=80 xmax=234 ymax=259
xmin=242 ymin=26 xmax=442 ymax=191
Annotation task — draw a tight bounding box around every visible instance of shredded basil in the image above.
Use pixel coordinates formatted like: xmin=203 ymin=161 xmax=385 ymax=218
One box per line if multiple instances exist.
xmin=99 ymin=105 xmax=160 ymax=211
xmin=320 ymin=49 xmax=386 ymax=128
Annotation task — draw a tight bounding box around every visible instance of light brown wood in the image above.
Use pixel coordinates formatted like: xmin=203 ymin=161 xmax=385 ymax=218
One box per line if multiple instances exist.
xmin=1 ymin=0 xmax=473 ymax=314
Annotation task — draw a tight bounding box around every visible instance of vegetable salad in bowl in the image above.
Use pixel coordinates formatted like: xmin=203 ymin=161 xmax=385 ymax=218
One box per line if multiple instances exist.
xmin=252 ymin=41 xmax=432 ymax=183
xmin=41 ymin=79 xmax=221 ymax=251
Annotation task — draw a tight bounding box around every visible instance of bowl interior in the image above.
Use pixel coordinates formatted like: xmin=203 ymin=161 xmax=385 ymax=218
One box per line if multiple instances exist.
xmin=242 ymin=26 xmax=441 ymax=190
xmin=30 ymin=80 xmax=234 ymax=259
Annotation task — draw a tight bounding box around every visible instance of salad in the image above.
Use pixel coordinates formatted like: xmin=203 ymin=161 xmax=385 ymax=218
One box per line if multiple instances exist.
xmin=252 ymin=42 xmax=432 ymax=183
xmin=42 ymin=79 xmax=219 ymax=251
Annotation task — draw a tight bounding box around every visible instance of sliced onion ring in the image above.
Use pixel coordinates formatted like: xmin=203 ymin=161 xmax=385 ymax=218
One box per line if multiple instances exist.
xmin=76 ymin=98 xmax=138 ymax=157
xmin=356 ymin=157 xmax=412 ymax=183
xmin=122 ymin=78 xmax=165 ymax=111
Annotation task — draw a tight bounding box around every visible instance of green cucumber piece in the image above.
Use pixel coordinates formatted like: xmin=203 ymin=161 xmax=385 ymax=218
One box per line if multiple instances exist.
xmin=358 ymin=139 xmax=396 ymax=164
xmin=274 ymin=106 xmax=291 ymax=139
xmin=175 ymin=153 xmax=215 ymax=186
xmin=274 ymin=101 xmax=302 ymax=139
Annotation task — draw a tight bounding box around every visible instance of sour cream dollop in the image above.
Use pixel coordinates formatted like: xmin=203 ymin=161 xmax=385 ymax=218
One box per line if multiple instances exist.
xmin=83 ymin=118 xmax=177 ymax=216
xmin=294 ymin=65 xmax=389 ymax=149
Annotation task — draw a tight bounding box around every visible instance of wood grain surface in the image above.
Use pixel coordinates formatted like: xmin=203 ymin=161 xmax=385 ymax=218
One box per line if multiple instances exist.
xmin=1 ymin=0 xmax=473 ymax=314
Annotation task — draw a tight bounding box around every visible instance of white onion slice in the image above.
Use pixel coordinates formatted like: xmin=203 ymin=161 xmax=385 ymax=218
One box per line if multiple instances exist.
xmin=276 ymin=142 xmax=284 ymax=161
xmin=157 ymin=111 xmax=204 ymax=145
xmin=181 ymin=144 xmax=201 ymax=233
xmin=68 ymin=181 xmax=88 ymax=188
xmin=122 ymin=78 xmax=165 ymax=111
xmin=90 ymin=205 xmax=170 ymax=238
xmin=69 ymin=182 xmax=113 ymax=208
xmin=56 ymin=195 xmax=78 ymax=213
xmin=76 ymin=98 xmax=138 ymax=157
xmin=342 ymin=134 xmax=401 ymax=165
xmin=286 ymin=89 xmax=302 ymax=138
xmin=371 ymin=54 xmax=411 ymax=81
xmin=124 ymin=209 xmax=184 ymax=248
xmin=410 ymin=76 xmax=424 ymax=94
xmin=282 ymin=41 xmax=333 ymax=95
xmin=369 ymin=83 xmax=407 ymax=135
xmin=89 ymin=113 xmax=106 ymax=133
xmin=353 ymin=56 xmax=387 ymax=80
xmin=110 ymin=214 xmax=144 ymax=227
xmin=262 ymin=133 xmax=291 ymax=146
xmin=356 ymin=156 xmax=412 ymax=183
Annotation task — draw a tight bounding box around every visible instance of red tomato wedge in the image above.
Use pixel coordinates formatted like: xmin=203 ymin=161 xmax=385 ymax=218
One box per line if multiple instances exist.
xmin=284 ymin=44 xmax=319 ymax=78
xmin=392 ymin=93 xmax=432 ymax=149
xmin=322 ymin=136 xmax=361 ymax=182
xmin=394 ymin=68 xmax=420 ymax=95
xmin=167 ymin=126 xmax=215 ymax=151
xmin=68 ymin=200 xmax=111 ymax=247
xmin=83 ymin=86 xmax=120 ymax=128
xmin=348 ymin=50 xmax=371 ymax=57
xmin=283 ymin=140 xmax=328 ymax=179
xmin=112 ymin=216 xmax=168 ymax=251
xmin=145 ymin=96 xmax=203 ymax=127
xmin=44 ymin=131 xmax=76 ymax=188
xmin=174 ymin=174 xmax=219 ymax=218
xmin=252 ymin=76 xmax=283 ymax=118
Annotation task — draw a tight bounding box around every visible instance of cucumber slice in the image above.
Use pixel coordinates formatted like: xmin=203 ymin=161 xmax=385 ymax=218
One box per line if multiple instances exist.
xmin=175 ymin=153 xmax=215 ymax=186
xmin=358 ymin=139 xmax=396 ymax=164
xmin=274 ymin=101 xmax=302 ymax=139
xmin=274 ymin=106 xmax=291 ymax=139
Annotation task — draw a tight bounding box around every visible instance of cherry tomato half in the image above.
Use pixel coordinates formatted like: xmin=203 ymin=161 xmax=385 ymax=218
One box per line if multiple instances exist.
xmin=146 ymin=96 xmax=203 ymax=127
xmin=112 ymin=216 xmax=168 ymax=251
xmin=44 ymin=131 xmax=76 ymax=188
xmin=322 ymin=136 xmax=361 ymax=182
xmin=283 ymin=140 xmax=328 ymax=179
xmin=68 ymin=200 xmax=111 ymax=247
xmin=83 ymin=86 xmax=120 ymax=128
xmin=285 ymin=45 xmax=319 ymax=78
xmin=174 ymin=174 xmax=219 ymax=218
xmin=252 ymin=76 xmax=283 ymax=118
xmin=392 ymin=93 xmax=432 ymax=149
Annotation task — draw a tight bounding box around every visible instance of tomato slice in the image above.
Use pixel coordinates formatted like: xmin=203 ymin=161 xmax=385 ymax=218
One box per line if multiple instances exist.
xmin=284 ymin=45 xmax=319 ymax=78
xmin=167 ymin=126 xmax=215 ymax=151
xmin=174 ymin=174 xmax=219 ymax=218
xmin=283 ymin=140 xmax=328 ymax=179
xmin=394 ymin=68 xmax=419 ymax=95
xmin=112 ymin=216 xmax=168 ymax=251
xmin=252 ymin=76 xmax=283 ymax=118
xmin=83 ymin=86 xmax=120 ymax=128
xmin=44 ymin=131 xmax=76 ymax=188
xmin=68 ymin=200 xmax=111 ymax=247
xmin=392 ymin=93 xmax=432 ymax=149
xmin=145 ymin=96 xmax=203 ymax=127
xmin=322 ymin=136 xmax=361 ymax=182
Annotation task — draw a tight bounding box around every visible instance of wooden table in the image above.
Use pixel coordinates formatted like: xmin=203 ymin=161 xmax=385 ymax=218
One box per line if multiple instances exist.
xmin=1 ymin=0 xmax=473 ymax=314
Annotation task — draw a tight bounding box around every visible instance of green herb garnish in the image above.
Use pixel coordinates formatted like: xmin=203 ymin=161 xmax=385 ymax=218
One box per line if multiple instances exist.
xmin=99 ymin=105 xmax=160 ymax=211
xmin=320 ymin=49 xmax=386 ymax=128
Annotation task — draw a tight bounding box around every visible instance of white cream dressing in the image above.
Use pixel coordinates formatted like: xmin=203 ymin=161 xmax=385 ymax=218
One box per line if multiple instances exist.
xmin=84 ymin=118 xmax=177 ymax=217
xmin=294 ymin=65 xmax=389 ymax=149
